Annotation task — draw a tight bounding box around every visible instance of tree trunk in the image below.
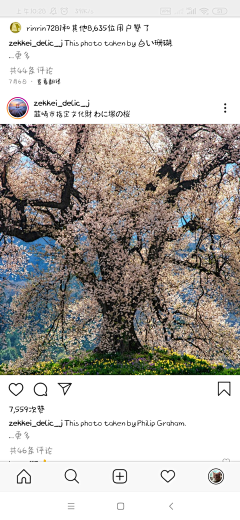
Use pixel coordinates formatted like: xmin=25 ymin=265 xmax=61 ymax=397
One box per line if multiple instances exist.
xmin=95 ymin=304 xmax=142 ymax=354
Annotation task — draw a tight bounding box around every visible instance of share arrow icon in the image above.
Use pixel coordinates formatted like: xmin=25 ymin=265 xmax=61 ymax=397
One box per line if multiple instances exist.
xmin=58 ymin=383 xmax=72 ymax=395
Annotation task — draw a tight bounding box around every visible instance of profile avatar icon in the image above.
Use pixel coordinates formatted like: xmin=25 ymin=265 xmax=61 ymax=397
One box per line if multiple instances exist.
xmin=7 ymin=97 xmax=29 ymax=119
xmin=208 ymin=468 xmax=224 ymax=485
xmin=10 ymin=22 xmax=21 ymax=33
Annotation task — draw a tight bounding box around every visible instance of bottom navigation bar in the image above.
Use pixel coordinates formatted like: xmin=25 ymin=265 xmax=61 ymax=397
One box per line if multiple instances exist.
xmin=0 ymin=490 xmax=239 ymax=520
xmin=0 ymin=461 xmax=238 ymax=492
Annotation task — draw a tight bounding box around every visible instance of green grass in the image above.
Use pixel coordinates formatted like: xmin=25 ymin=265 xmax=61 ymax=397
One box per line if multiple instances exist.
xmin=1 ymin=347 xmax=240 ymax=375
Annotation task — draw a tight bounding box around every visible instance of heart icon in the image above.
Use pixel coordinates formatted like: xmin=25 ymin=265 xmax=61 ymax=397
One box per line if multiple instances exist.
xmin=9 ymin=383 xmax=24 ymax=396
xmin=161 ymin=470 xmax=175 ymax=483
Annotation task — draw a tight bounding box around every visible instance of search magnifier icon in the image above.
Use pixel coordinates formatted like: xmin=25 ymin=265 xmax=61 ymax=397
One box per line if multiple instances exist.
xmin=64 ymin=469 xmax=79 ymax=484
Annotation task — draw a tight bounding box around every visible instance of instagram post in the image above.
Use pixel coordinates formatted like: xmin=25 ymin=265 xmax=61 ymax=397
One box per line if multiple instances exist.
xmin=0 ymin=7 xmax=240 ymax=519
xmin=0 ymin=126 xmax=239 ymax=462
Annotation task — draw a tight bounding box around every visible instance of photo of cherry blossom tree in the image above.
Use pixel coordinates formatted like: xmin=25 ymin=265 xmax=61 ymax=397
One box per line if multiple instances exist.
xmin=0 ymin=124 xmax=239 ymax=374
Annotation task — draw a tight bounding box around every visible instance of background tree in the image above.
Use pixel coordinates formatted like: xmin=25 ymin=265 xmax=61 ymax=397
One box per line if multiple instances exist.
xmin=0 ymin=124 xmax=240 ymax=365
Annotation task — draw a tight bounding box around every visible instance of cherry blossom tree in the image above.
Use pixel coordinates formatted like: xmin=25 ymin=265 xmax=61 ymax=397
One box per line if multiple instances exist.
xmin=0 ymin=124 xmax=240 ymax=365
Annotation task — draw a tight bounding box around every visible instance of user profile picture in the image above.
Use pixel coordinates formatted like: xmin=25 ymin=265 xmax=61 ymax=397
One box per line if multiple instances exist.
xmin=10 ymin=22 xmax=21 ymax=33
xmin=208 ymin=468 xmax=224 ymax=485
xmin=7 ymin=97 xmax=29 ymax=119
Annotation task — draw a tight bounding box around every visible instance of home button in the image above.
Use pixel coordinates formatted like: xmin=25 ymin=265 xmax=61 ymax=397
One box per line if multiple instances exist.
xmin=17 ymin=469 xmax=31 ymax=484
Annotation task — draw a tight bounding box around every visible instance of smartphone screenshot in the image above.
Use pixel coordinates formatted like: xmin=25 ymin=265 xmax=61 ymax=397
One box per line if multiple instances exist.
xmin=0 ymin=0 xmax=240 ymax=517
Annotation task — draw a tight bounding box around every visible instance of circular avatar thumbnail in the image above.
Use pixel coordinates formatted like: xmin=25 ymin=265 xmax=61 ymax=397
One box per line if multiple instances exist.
xmin=208 ymin=468 xmax=224 ymax=485
xmin=10 ymin=22 xmax=21 ymax=33
xmin=7 ymin=98 xmax=29 ymax=119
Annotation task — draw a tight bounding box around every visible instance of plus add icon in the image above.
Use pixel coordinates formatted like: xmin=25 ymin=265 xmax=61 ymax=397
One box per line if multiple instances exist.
xmin=113 ymin=469 xmax=127 ymax=484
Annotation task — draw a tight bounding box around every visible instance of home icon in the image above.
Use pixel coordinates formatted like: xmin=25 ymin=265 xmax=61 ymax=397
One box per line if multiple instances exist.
xmin=17 ymin=469 xmax=31 ymax=484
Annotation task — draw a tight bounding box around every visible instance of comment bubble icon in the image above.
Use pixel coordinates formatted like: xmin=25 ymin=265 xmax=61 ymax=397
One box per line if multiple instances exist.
xmin=34 ymin=383 xmax=48 ymax=396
